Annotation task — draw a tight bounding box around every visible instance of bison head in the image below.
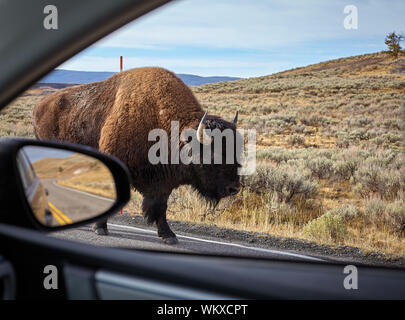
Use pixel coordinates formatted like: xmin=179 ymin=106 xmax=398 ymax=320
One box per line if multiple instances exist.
xmin=188 ymin=111 xmax=242 ymax=204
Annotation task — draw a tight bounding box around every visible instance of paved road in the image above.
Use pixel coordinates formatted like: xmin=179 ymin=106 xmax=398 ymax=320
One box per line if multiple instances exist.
xmin=50 ymin=214 xmax=326 ymax=262
xmin=42 ymin=179 xmax=114 ymax=226
xmin=41 ymin=179 xmax=114 ymax=225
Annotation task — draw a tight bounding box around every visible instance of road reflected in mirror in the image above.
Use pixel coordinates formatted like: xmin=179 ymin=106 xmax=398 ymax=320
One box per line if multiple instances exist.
xmin=16 ymin=146 xmax=117 ymax=227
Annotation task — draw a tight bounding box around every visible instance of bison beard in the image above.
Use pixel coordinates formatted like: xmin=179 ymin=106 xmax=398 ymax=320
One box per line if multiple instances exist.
xmin=33 ymin=67 xmax=240 ymax=244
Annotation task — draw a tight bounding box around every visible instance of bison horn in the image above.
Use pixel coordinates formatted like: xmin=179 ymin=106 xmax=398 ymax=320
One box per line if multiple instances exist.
xmin=233 ymin=111 xmax=238 ymax=124
xmin=197 ymin=111 xmax=213 ymax=145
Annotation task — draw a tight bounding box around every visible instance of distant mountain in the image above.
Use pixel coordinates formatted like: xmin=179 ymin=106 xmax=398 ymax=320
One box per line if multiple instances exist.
xmin=39 ymin=69 xmax=241 ymax=86
xmin=176 ymin=74 xmax=241 ymax=86
xmin=40 ymin=70 xmax=114 ymax=84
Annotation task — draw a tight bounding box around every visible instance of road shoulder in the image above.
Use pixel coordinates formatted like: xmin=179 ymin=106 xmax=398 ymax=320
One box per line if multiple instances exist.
xmin=111 ymin=213 xmax=405 ymax=268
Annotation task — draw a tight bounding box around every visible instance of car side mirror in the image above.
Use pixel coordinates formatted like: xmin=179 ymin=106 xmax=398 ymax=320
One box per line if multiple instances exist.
xmin=0 ymin=138 xmax=131 ymax=231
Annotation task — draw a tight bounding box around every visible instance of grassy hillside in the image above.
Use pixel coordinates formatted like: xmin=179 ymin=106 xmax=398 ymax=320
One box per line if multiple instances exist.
xmin=193 ymin=52 xmax=405 ymax=150
xmin=1 ymin=51 xmax=404 ymax=256
xmin=178 ymin=52 xmax=405 ymax=256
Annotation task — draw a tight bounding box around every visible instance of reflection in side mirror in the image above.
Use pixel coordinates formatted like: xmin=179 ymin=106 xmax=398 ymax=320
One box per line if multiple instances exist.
xmin=16 ymin=146 xmax=117 ymax=227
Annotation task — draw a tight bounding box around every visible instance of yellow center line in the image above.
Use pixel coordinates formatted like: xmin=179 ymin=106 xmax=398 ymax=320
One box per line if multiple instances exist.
xmin=49 ymin=208 xmax=66 ymax=226
xmin=48 ymin=201 xmax=73 ymax=225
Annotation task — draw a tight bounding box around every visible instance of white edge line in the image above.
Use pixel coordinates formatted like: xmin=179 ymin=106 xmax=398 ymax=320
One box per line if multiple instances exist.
xmin=107 ymin=223 xmax=325 ymax=262
xmin=52 ymin=181 xmax=115 ymax=202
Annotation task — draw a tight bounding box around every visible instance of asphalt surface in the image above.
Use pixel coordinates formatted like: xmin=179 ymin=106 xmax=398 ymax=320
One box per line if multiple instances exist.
xmin=42 ymin=179 xmax=114 ymax=225
xmin=50 ymin=213 xmax=326 ymax=262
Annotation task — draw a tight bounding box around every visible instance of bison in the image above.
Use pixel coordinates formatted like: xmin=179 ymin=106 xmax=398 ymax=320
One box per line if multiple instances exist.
xmin=33 ymin=67 xmax=241 ymax=244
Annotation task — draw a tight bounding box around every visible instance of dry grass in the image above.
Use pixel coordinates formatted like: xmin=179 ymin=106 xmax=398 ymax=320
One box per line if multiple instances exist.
xmin=2 ymin=51 xmax=405 ymax=257
xmin=57 ymin=170 xmax=116 ymax=199
xmin=32 ymin=153 xmax=116 ymax=199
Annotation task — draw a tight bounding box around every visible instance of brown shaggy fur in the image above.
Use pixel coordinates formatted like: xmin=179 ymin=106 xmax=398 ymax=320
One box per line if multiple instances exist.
xmin=33 ymin=67 xmax=240 ymax=243
xmin=34 ymin=68 xmax=203 ymax=161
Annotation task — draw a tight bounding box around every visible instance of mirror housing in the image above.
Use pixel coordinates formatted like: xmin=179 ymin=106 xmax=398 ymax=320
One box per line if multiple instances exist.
xmin=0 ymin=138 xmax=131 ymax=231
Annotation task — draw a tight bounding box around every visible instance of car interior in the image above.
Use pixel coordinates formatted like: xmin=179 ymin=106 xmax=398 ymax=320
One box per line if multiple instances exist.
xmin=0 ymin=0 xmax=404 ymax=301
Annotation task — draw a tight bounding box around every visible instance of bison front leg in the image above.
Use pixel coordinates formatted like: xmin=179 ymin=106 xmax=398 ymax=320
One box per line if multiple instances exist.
xmin=142 ymin=195 xmax=178 ymax=245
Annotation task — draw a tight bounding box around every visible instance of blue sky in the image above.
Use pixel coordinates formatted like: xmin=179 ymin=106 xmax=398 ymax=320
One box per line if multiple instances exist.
xmin=60 ymin=0 xmax=405 ymax=78
xmin=23 ymin=146 xmax=74 ymax=163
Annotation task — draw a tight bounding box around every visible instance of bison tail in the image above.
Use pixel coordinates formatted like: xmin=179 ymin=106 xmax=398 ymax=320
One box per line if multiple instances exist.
xmin=33 ymin=128 xmax=40 ymax=140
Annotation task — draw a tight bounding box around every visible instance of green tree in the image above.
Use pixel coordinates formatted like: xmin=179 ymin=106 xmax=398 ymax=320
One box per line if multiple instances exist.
xmin=385 ymin=32 xmax=404 ymax=59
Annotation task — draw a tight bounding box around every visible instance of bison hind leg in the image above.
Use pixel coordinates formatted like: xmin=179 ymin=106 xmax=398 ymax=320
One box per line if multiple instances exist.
xmin=92 ymin=217 xmax=109 ymax=235
xmin=142 ymin=195 xmax=178 ymax=245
